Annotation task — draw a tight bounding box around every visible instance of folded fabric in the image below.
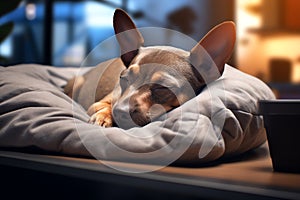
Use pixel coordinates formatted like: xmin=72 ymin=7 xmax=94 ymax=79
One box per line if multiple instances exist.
xmin=0 ymin=64 xmax=275 ymax=166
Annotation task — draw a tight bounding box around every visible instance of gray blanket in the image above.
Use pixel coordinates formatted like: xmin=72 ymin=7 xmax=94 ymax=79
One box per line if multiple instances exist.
xmin=0 ymin=64 xmax=275 ymax=166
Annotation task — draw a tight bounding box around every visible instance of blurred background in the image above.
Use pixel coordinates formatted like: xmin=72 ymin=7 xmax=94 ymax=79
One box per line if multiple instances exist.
xmin=0 ymin=0 xmax=299 ymax=98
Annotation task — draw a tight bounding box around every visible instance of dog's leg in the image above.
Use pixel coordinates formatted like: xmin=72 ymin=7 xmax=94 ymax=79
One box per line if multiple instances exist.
xmin=64 ymin=76 xmax=85 ymax=99
xmin=87 ymin=93 xmax=113 ymax=127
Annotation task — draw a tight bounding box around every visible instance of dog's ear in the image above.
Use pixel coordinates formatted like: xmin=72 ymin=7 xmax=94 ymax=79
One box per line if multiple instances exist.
xmin=113 ymin=9 xmax=144 ymax=67
xmin=190 ymin=21 xmax=236 ymax=82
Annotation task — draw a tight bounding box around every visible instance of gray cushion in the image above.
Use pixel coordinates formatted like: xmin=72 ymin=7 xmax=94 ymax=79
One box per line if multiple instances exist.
xmin=0 ymin=64 xmax=275 ymax=166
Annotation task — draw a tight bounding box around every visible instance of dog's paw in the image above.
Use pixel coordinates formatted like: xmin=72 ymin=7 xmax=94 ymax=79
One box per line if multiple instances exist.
xmin=89 ymin=108 xmax=113 ymax=127
xmin=87 ymin=102 xmax=113 ymax=127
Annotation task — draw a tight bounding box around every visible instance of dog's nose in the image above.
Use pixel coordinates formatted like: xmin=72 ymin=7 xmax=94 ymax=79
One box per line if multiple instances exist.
xmin=112 ymin=107 xmax=127 ymax=121
xmin=112 ymin=106 xmax=136 ymax=129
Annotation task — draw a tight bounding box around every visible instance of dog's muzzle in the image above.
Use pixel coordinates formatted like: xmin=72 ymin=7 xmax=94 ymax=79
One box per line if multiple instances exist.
xmin=112 ymin=104 xmax=150 ymax=129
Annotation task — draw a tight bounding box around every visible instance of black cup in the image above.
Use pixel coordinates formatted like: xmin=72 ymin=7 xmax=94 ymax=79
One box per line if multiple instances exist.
xmin=259 ymin=100 xmax=300 ymax=173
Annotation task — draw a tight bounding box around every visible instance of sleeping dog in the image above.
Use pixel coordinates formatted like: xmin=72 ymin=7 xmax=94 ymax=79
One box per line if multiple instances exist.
xmin=64 ymin=9 xmax=236 ymax=129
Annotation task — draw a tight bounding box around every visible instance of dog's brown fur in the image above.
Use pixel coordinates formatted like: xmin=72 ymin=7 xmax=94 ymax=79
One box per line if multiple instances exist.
xmin=64 ymin=9 xmax=236 ymax=129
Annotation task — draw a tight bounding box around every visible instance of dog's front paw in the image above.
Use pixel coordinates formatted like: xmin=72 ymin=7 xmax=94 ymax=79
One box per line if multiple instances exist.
xmin=87 ymin=102 xmax=113 ymax=127
xmin=89 ymin=108 xmax=113 ymax=127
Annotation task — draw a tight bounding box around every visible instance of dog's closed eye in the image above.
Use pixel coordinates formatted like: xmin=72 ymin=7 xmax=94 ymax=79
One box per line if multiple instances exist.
xmin=151 ymin=84 xmax=177 ymax=104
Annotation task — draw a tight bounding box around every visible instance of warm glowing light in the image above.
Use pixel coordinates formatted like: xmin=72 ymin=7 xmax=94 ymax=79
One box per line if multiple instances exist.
xmin=236 ymin=0 xmax=262 ymax=38
xmin=293 ymin=64 xmax=300 ymax=83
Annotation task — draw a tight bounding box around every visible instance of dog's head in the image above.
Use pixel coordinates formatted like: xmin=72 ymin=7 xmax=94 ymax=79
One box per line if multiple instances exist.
xmin=111 ymin=9 xmax=236 ymax=129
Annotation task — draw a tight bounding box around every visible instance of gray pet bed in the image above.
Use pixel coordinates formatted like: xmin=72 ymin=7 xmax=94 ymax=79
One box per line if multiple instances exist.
xmin=0 ymin=63 xmax=275 ymax=165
